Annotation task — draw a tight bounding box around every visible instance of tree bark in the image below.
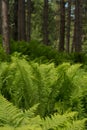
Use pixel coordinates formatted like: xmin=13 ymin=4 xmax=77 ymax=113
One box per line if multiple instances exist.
xmin=43 ymin=0 xmax=49 ymax=45
xmin=66 ymin=0 xmax=71 ymax=53
xmin=72 ymin=0 xmax=83 ymax=52
xmin=0 ymin=0 xmax=2 ymax=35
xmin=2 ymin=0 xmax=10 ymax=54
xmin=59 ymin=0 xmax=65 ymax=51
xmin=26 ymin=0 xmax=31 ymax=42
xmin=13 ymin=0 xmax=18 ymax=40
xmin=18 ymin=0 xmax=26 ymax=41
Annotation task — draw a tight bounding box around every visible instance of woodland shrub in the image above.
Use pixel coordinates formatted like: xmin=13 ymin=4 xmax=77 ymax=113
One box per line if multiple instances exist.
xmin=10 ymin=40 xmax=87 ymax=65
xmin=10 ymin=40 xmax=73 ymax=64
xmin=0 ymin=35 xmax=87 ymax=64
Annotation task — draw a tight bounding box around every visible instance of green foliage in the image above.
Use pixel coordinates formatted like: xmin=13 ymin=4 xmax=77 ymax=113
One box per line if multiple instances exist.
xmin=31 ymin=0 xmax=56 ymax=43
xmin=0 ymin=95 xmax=86 ymax=130
xmin=31 ymin=0 xmax=43 ymax=41
xmin=10 ymin=40 xmax=72 ymax=65
xmin=10 ymin=39 xmax=87 ymax=66
xmin=0 ymin=56 xmax=87 ymax=118
xmin=0 ymin=37 xmax=10 ymax=61
xmin=0 ymin=94 xmax=24 ymax=127
xmin=42 ymin=112 xmax=86 ymax=130
xmin=1 ymin=56 xmax=59 ymax=115
xmin=0 ymin=94 xmax=42 ymax=129
xmin=0 ymin=44 xmax=8 ymax=61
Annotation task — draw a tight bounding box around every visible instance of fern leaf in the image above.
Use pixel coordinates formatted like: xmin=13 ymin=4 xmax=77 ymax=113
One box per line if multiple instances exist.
xmin=0 ymin=95 xmax=24 ymax=127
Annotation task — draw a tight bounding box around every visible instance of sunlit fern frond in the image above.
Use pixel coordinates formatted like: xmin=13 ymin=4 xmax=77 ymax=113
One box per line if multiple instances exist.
xmin=67 ymin=118 xmax=87 ymax=130
xmin=42 ymin=112 xmax=87 ymax=130
xmin=0 ymin=95 xmax=24 ymax=127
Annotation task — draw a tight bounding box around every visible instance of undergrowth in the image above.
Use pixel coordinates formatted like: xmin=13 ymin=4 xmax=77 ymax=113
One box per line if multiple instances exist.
xmin=10 ymin=40 xmax=87 ymax=65
xmin=0 ymin=38 xmax=87 ymax=129
xmin=0 ymin=55 xmax=87 ymax=118
xmin=0 ymin=37 xmax=87 ymax=64
xmin=0 ymin=95 xmax=86 ymax=130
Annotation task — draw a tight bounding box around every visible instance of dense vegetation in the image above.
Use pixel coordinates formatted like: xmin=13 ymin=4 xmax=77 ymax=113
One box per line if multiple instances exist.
xmin=0 ymin=41 xmax=87 ymax=129
xmin=1 ymin=0 xmax=87 ymax=130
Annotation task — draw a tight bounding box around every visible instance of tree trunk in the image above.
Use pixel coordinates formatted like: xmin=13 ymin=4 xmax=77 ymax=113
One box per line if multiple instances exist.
xmin=72 ymin=0 xmax=83 ymax=52
xmin=26 ymin=0 xmax=31 ymax=42
xmin=43 ymin=0 xmax=49 ymax=45
xmin=66 ymin=0 xmax=71 ymax=53
xmin=0 ymin=0 xmax=2 ymax=35
xmin=59 ymin=0 xmax=65 ymax=51
xmin=13 ymin=0 xmax=18 ymax=40
xmin=2 ymin=0 xmax=10 ymax=54
xmin=18 ymin=0 xmax=26 ymax=41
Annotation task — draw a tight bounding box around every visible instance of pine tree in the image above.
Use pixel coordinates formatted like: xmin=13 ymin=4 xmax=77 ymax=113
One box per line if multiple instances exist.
xmin=66 ymin=0 xmax=71 ymax=53
xmin=18 ymin=0 xmax=26 ymax=41
xmin=59 ymin=0 xmax=65 ymax=51
xmin=13 ymin=0 xmax=18 ymax=40
xmin=26 ymin=0 xmax=31 ymax=42
xmin=0 ymin=0 xmax=2 ymax=35
xmin=43 ymin=0 xmax=49 ymax=45
xmin=2 ymin=0 xmax=10 ymax=54
xmin=72 ymin=0 xmax=83 ymax=52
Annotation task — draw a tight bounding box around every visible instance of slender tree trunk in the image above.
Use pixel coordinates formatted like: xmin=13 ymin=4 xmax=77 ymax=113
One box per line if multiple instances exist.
xmin=18 ymin=0 xmax=26 ymax=41
xmin=2 ymin=0 xmax=10 ymax=54
xmin=59 ymin=0 xmax=65 ymax=51
xmin=13 ymin=0 xmax=18 ymax=40
xmin=66 ymin=0 xmax=71 ymax=53
xmin=43 ymin=0 xmax=49 ymax=45
xmin=72 ymin=0 xmax=83 ymax=52
xmin=26 ymin=0 xmax=31 ymax=42
xmin=0 ymin=0 xmax=2 ymax=35
xmin=55 ymin=1 xmax=60 ymax=48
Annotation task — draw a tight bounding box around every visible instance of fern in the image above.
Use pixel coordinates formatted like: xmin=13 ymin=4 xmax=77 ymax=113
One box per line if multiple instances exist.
xmin=54 ymin=63 xmax=86 ymax=116
xmin=0 ymin=95 xmax=86 ymax=130
xmin=0 ymin=95 xmax=42 ymax=128
xmin=0 ymin=62 xmax=9 ymax=93
xmin=42 ymin=112 xmax=87 ymax=130
xmin=1 ymin=56 xmax=87 ymax=118
xmin=30 ymin=62 xmax=58 ymax=116
xmin=0 ymin=94 xmax=24 ymax=127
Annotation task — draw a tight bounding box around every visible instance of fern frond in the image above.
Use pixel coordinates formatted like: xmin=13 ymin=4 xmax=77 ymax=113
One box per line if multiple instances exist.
xmin=0 ymin=95 xmax=24 ymax=127
xmin=67 ymin=118 xmax=86 ymax=130
xmin=24 ymin=104 xmax=39 ymax=118
xmin=66 ymin=64 xmax=82 ymax=78
xmin=0 ymin=126 xmax=14 ymax=130
xmin=42 ymin=112 xmax=73 ymax=130
xmin=0 ymin=62 xmax=8 ymax=91
xmin=0 ymin=95 xmax=42 ymax=129
xmin=1 ymin=57 xmax=87 ymax=118
xmin=0 ymin=125 xmax=42 ymax=130
xmin=0 ymin=95 xmax=86 ymax=130
xmin=42 ymin=112 xmax=87 ymax=130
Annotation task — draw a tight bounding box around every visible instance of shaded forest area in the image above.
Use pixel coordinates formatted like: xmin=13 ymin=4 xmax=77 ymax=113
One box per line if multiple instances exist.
xmin=1 ymin=0 xmax=87 ymax=130
xmin=1 ymin=0 xmax=87 ymax=54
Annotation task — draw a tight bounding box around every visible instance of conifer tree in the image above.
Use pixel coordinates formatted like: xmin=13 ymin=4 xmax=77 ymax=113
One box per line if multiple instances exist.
xmin=66 ymin=0 xmax=71 ymax=53
xmin=13 ymin=0 xmax=18 ymax=40
xmin=72 ymin=0 xmax=83 ymax=52
xmin=43 ymin=0 xmax=49 ymax=45
xmin=59 ymin=0 xmax=65 ymax=51
xmin=18 ymin=0 xmax=26 ymax=41
xmin=26 ymin=0 xmax=31 ymax=42
xmin=0 ymin=0 xmax=2 ymax=35
xmin=2 ymin=0 xmax=10 ymax=54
